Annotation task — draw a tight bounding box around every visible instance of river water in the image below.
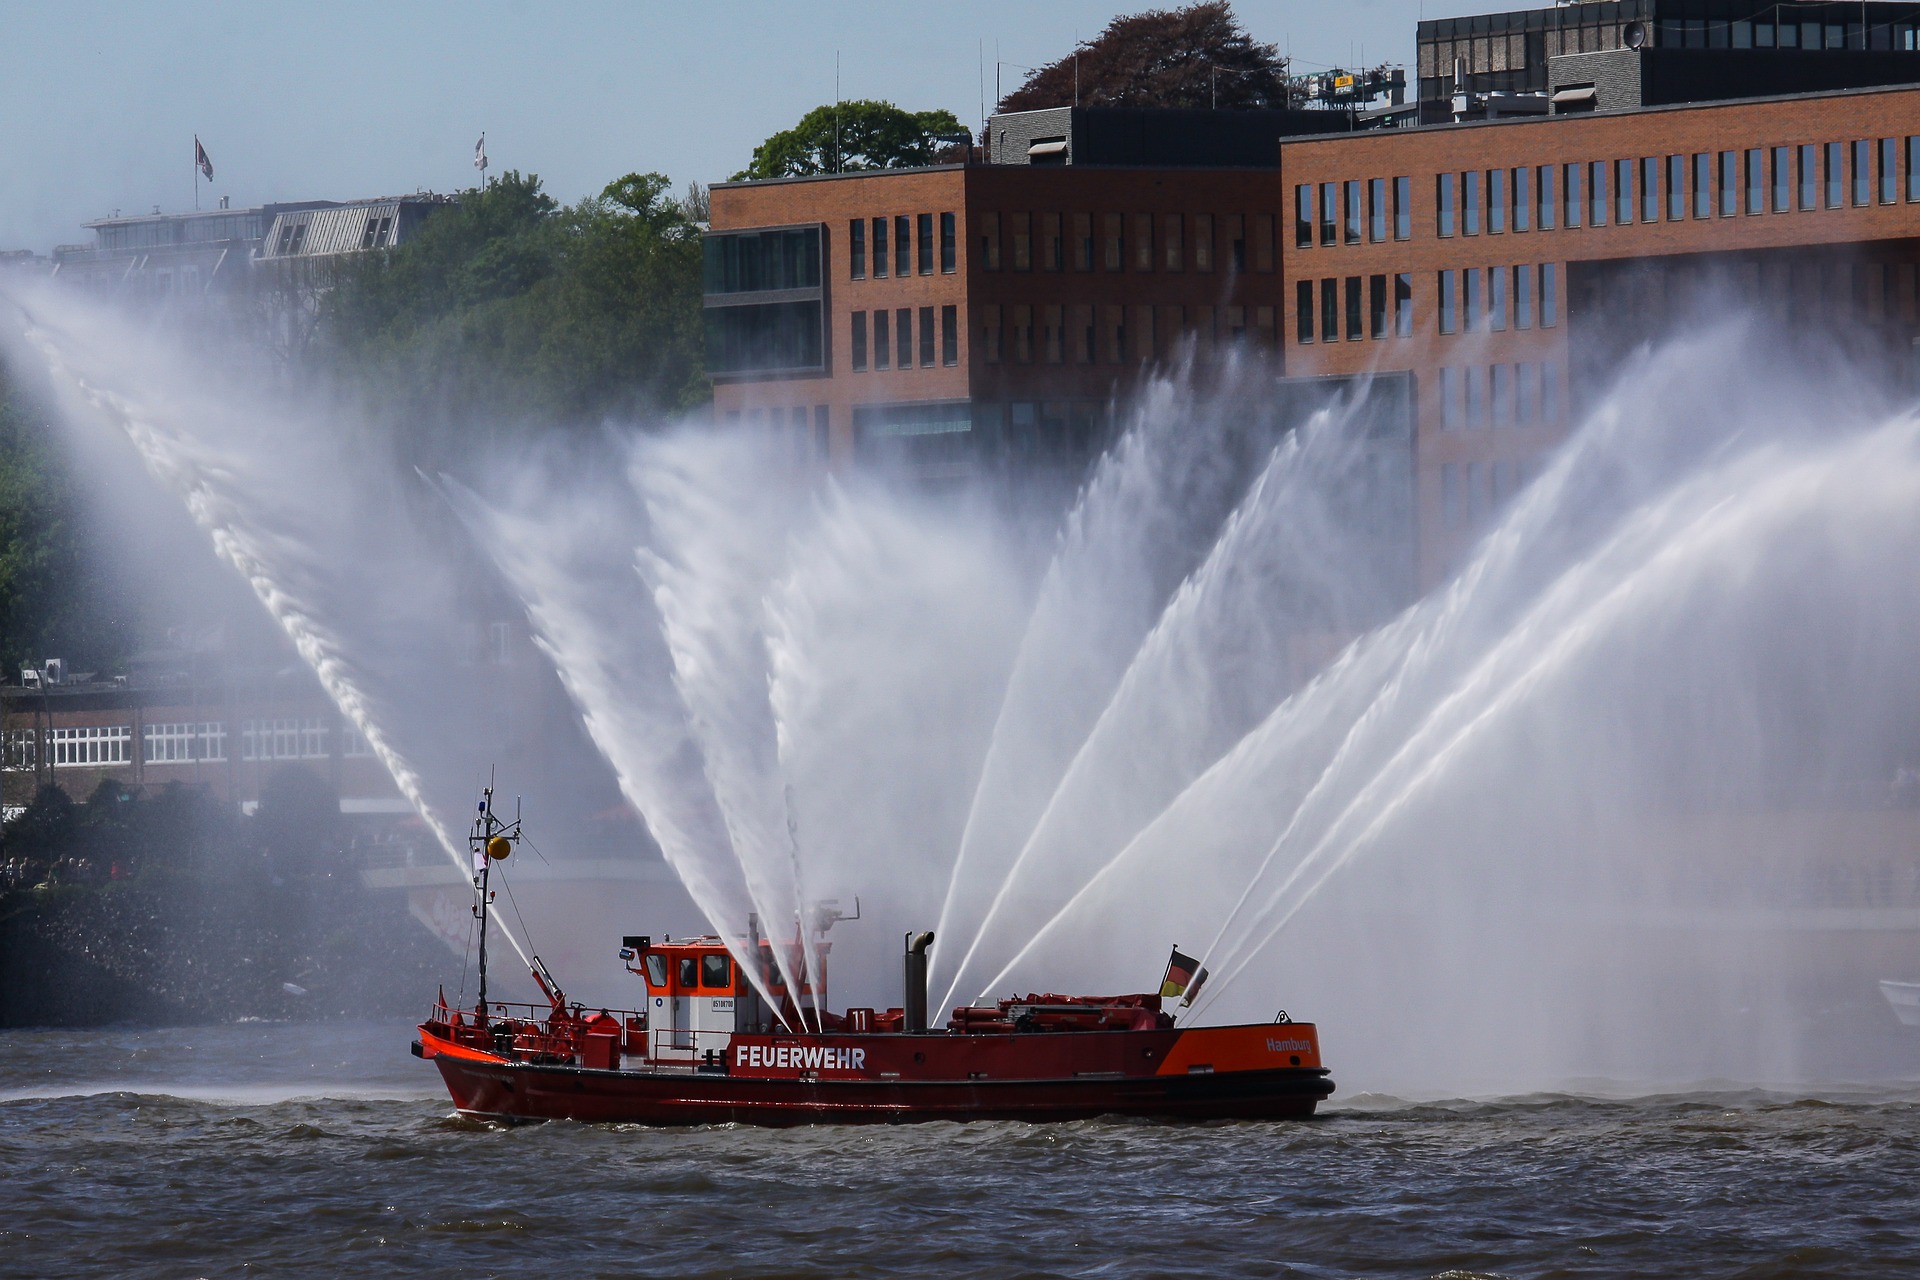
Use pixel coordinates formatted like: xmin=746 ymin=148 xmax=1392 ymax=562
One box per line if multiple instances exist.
xmin=2 ymin=1022 xmax=1918 ymax=1278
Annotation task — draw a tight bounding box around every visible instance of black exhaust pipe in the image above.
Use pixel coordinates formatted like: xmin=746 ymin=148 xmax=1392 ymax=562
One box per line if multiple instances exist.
xmin=904 ymin=931 xmax=935 ymax=1033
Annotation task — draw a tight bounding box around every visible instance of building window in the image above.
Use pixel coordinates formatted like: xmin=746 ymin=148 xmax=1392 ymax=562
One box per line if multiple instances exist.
xmin=982 ymin=303 xmax=1002 ymax=363
xmin=1671 ymin=155 xmax=1688 ymax=220
xmin=1513 ymin=167 xmax=1530 ymax=232
xmin=1854 ymin=139 xmax=1873 ymax=206
xmin=1489 ymin=168 xmax=1506 ymax=233
xmin=1541 ymin=263 xmax=1558 ymax=326
xmin=240 ymin=718 xmax=328 ymax=762
xmin=1437 ymin=172 xmax=1456 ymax=237
xmin=1134 ymin=213 xmax=1154 ymax=269
xmin=1296 ymin=279 xmax=1314 ymax=342
xmin=1344 ymin=276 xmax=1363 ymax=340
xmin=1882 ymin=137 xmax=1900 ymax=204
xmin=1296 ymin=184 xmax=1314 ymax=248
xmin=1564 ymin=162 xmax=1583 ymax=228
xmin=1395 ymin=175 xmax=1412 ymax=239
xmin=1464 ymin=170 xmax=1481 ymax=235
xmin=49 ymin=724 xmax=133 ymax=767
xmin=1255 ymin=304 xmax=1275 ymax=348
xmin=1073 ymin=212 xmax=1093 ymax=271
xmin=1166 ymin=213 xmax=1186 ymax=269
xmin=1369 ymin=274 xmax=1387 ymax=338
xmin=919 ymin=305 xmax=935 ymax=366
xmin=1773 ymin=145 xmax=1792 ymax=211
xmin=895 ymin=215 xmax=911 ymax=275
xmin=1254 ymin=212 xmax=1274 ymax=270
xmin=1013 ymin=304 xmax=1032 ymax=362
xmin=1228 ymin=213 xmax=1245 ymax=270
xmin=1043 ymin=303 xmax=1063 ymax=363
xmin=1104 ymin=212 xmax=1124 ymax=270
xmin=142 ymin=722 xmax=225 ymax=764
xmin=1909 ymin=137 xmax=1920 ymax=201
xmin=1439 ymin=269 xmax=1457 ymax=333
xmin=981 ymin=211 xmax=1001 ymax=271
xmin=1013 ymin=213 xmax=1032 ymax=270
xmin=1747 ymin=148 xmax=1765 ymax=213
xmin=1490 ymin=266 xmax=1507 ymax=331
xmin=1042 ymin=212 xmax=1062 ymax=271
xmin=1537 ymin=164 xmax=1555 ymax=230
xmin=1617 ymin=158 xmax=1636 ymax=224
xmin=1104 ymin=303 xmax=1126 ymax=362
xmin=1719 ymin=151 xmax=1738 ymax=216
xmin=1074 ymin=303 xmax=1094 ymax=363
xmin=1369 ymin=178 xmax=1388 ymax=241
xmin=1517 ymin=362 xmax=1537 ymax=424
xmin=1543 ymin=361 xmax=1561 ymax=421
xmin=873 ymin=217 xmax=889 ymax=278
xmin=1464 ymin=267 xmax=1482 ymax=330
xmin=1442 ymin=462 xmax=1460 ymax=525
xmin=1799 ymin=143 xmax=1819 ymax=210
xmin=1515 ymin=265 xmax=1534 ymax=329
xmin=1321 ymin=277 xmax=1338 ymax=342
xmin=1641 ymin=156 xmax=1660 ymax=222
xmin=1319 ymin=183 xmax=1338 ymax=246
xmin=1440 ymin=369 xmax=1461 ymax=431
xmin=1467 ymin=366 xmax=1486 ymax=428
xmin=1344 ymin=181 xmax=1362 ymax=244
xmin=1395 ymin=272 xmax=1413 ymax=336
xmin=850 ymin=219 xmax=866 ymax=279
xmin=851 ymin=311 xmax=868 ymax=370
xmin=1195 ymin=212 xmax=1214 ymax=270
xmin=896 ymin=307 xmax=912 ymax=368
xmin=1492 ymin=363 xmax=1513 ymax=427
xmin=1824 ymin=141 xmax=1844 ymax=208
xmin=873 ymin=309 xmax=890 ymax=369
xmin=1590 ymin=160 xmax=1608 ymax=226
xmin=941 ymin=211 xmax=957 ymax=272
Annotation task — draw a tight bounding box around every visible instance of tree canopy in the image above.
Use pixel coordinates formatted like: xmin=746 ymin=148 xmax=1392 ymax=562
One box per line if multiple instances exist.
xmin=997 ymin=2 xmax=1297 ymax=114
xmin=321 ymin=170 xmax=706 ymax=464
xmin=0 ymin=377 xmax=130 ymax=675
xmin=733 ymin=100 xmax=967 ymax=181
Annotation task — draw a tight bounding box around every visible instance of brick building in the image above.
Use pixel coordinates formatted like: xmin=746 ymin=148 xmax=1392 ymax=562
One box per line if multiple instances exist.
xmin=706 ymin=7 xmax=1920 ymax=589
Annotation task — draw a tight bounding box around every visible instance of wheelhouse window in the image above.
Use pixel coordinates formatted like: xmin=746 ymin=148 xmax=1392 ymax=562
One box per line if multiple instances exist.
xmin=701 ymin=953 xmax=732 ymax=989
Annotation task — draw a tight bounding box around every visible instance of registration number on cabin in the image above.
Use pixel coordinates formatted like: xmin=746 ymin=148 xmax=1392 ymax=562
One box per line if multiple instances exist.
xmin=733 ymin=1040 xmax=869 ymax=1075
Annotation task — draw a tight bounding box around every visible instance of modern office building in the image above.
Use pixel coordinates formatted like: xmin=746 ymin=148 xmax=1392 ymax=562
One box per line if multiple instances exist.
xmin=705 ymin=2 xmax=1920 ymax=589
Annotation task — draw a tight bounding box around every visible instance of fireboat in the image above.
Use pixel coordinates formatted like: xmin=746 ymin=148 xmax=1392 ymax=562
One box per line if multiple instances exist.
xmin=415 ymin=789 xmax=1334 ymax=1126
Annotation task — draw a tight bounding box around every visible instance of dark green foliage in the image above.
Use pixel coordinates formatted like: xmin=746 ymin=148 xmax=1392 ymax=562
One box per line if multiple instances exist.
xmin=733 ymin=100 xmax=968 ymax=180
xmin=322 ymin=171 xmax=706 ymax=465
xmin=0 ymin=378 xmax=132 ymax=675
xmin=997 ymin=2 xmax=1298 ymax=113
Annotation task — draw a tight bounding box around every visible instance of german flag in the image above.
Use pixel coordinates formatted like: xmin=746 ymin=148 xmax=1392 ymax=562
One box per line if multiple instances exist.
xmin=1160 ymin=947 xmax=1202 ymax=999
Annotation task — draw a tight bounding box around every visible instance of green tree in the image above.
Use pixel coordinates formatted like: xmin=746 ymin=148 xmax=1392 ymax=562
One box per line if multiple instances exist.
xmin=733 ymin=100 xmax=968 ymax=181
xmin=323 ymin=170 xmax=706 ymax=464
xmin=998 ymin=2 xmax=1298 ymax=114
xmin=0 ymin=378 xmax=130 ymax=675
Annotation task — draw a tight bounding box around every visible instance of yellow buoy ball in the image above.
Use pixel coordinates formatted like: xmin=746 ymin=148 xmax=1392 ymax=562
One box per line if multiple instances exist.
xmin=486 ymin=835 xmax=513 ymax=861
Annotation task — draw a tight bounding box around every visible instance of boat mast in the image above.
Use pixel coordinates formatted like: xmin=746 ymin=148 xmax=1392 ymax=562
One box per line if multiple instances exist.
xmin=470 ymin=785 xmax=517 ymax=1026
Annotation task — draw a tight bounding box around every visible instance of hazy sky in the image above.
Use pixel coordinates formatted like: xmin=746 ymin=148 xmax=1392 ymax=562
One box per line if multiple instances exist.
xmin=0 ymin=0 xmax=1517 ymax=254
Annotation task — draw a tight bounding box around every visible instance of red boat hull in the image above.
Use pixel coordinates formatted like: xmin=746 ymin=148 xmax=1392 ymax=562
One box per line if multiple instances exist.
xmin=418 ymin=1024 xmax=1335 ymax=1126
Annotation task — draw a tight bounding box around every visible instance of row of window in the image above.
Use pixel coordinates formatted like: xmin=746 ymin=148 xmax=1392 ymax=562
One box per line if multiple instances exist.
xmin=978 ymin=302 xmax=1279 ymax=365
xmin=1440 ymin=456 xmax=1541 ymax=532
xmin=850 ymin=306 xmax=959 ymax=370
xmin=1296 ymin=273 xmax=1415 ymax=343
xmin=1293 ymin=177 xmax=1415 ymax=248
xmin=1435 ymin=138 xmax=1920 ymax=238
xmin=1437 ymin=264 xmax=1559 ymax=335
xmin=848 ymin=213 xmax=957 ymax=280
xmin=1437 ymin=362 xmax=1562 ymax=432
xmin=977 ymin=211 xmax=1278 ymax=274
xmin=1 ymin=719 xmax=376 ymax=770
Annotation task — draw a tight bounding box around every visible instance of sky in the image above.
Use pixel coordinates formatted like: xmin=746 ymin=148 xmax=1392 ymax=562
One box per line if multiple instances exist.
xmin=0 ymin=0 xmax=1521 ymax=254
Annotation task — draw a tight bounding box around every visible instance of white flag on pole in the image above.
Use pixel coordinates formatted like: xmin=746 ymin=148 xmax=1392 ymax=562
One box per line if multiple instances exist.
xmin=473 ymin=133 xmax=487 ymax=171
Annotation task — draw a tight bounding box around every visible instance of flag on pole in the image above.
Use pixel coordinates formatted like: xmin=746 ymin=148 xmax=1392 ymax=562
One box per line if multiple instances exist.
xmin=194 ymin=136 xmax=214 ymax=181
xmin=473 ymin=133 xmax=487 ymax=172
xmin=1159 ymin=947 xmax=1205 ymax=1000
